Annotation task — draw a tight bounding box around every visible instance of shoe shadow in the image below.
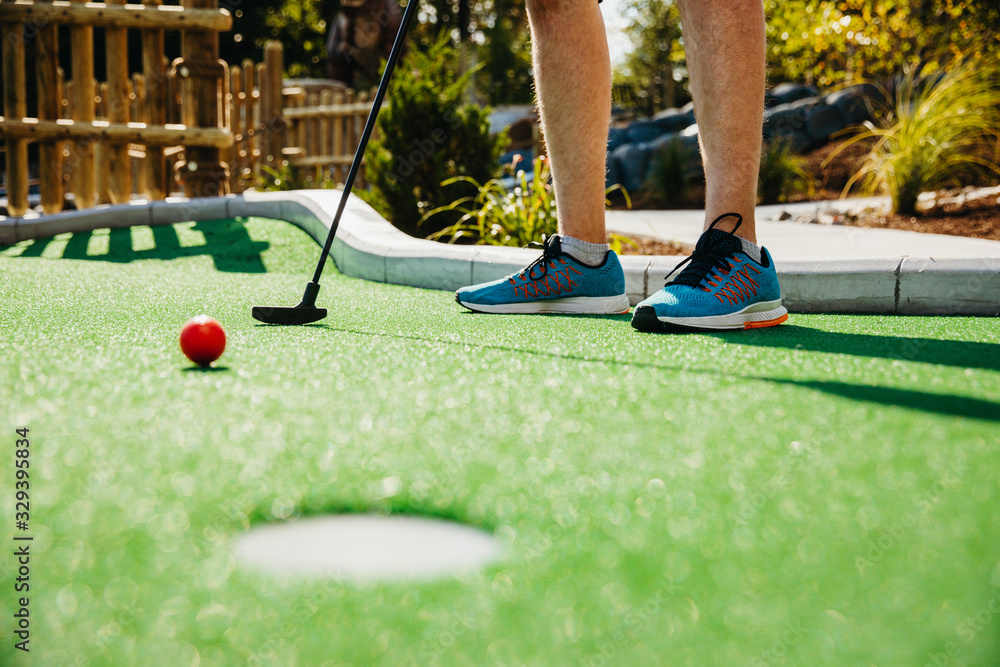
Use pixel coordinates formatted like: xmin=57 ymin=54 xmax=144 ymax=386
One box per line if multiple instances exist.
xmin=455 ymin=311 xmax=633 ymax=322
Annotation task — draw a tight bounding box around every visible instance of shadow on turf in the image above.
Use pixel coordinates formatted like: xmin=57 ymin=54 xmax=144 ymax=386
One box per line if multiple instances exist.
xmin=304 ymin=322 xmax=1000 ymax=423
xmin=715 ymin=324 xmax=1000 ymax=374
xmin=11 ymin=220 xmax=269 ymax=273
xmin=456 ymin=311 xmax=633 ymax=322
xmin=182 ymin=365 xmax=231 ymax=372
xmin=768 ymin=379 xmax=1000 ymax=423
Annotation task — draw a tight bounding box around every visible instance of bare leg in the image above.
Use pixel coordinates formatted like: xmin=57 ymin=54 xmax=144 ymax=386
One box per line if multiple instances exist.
xmin=527 ymin=0 xmax=611 ymax=244
xmin=676 ymin=0 xmax=765 ymax=244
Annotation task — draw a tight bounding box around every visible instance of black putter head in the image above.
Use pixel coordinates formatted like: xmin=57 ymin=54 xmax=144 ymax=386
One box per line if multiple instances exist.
xmin=252 ymin=281 xmax=327 ymax=325
xmin=252 ymin=305 xmax=328 ymax=325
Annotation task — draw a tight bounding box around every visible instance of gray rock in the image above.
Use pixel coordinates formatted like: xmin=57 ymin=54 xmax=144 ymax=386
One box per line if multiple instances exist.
xmin=612 ymin=143 xmax=652 ymax=195
xmin=626 ymin=120 xmax=663 ymax=144
xmin=652 ymin=108 xmax=693 ymax=134
xmin=607 ymin=127 xmax=629 ymax=152
xmin=790 ymin=99 xmax=847 ymax=147
xmin=825 ymin=87 xmax=872 ymax=126
xmin=763 ymin=103 xmax=812 ymax=152
xmin=771 ymin=83 xmax=821 ymax=106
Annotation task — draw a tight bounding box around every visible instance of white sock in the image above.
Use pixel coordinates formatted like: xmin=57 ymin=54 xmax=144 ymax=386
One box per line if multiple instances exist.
xmin=739 ymin=237 xmax=762 ymax=263
xmin=560 ymin=235 xmax=609 ymax=266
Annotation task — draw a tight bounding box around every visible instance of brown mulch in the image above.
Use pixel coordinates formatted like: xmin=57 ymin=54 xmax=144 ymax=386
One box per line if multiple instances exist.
xmin=608 ymin=234 xmax=688 ymax=256
xmin=845 ymin=196 xmax=1000 ymax=241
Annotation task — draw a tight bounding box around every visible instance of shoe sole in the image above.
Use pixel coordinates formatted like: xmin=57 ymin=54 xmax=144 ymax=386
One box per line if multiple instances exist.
xmin=456 ymin=293 xmax=631 ymax=315
xmin=630 ymin=300 xmax=788 ymax=333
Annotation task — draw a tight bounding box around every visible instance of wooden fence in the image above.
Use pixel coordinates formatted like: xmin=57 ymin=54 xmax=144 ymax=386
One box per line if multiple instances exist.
xmin=0 ymin=0 xmax=233 ymax=216
xmin=0 ymin=16 xmax=377 ymax=217
xmin=227 ymin=41 xmax=375 ymax=192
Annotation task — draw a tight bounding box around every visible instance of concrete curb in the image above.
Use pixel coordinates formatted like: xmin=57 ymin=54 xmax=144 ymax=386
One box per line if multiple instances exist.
xmin=2 ymin=190 xmax=998 ymax=316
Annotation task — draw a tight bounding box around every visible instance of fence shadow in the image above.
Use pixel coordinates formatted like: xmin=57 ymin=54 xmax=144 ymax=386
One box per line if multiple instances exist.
xmin=9 ymin=219 xmax=269 ymax=273
xmin=714 ymin=324 xmax=1000 ymax=374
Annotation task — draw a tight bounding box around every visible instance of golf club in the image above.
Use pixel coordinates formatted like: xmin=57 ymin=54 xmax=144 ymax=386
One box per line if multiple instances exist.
xmin=252 ymin=0 xmax=420 ymax=325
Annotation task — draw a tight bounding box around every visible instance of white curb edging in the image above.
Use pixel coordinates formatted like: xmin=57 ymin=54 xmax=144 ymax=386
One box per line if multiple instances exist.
xmin=2 ymin=190 xmax=998 ymax=316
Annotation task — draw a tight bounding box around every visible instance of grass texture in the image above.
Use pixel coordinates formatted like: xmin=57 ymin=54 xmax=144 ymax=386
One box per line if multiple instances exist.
xmin=1 ymin=218 xmax=999 ymax=666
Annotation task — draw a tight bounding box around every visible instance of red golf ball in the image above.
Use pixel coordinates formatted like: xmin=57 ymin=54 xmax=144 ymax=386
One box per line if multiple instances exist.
xmin=180 ymin=316 xmax=226 ymax=366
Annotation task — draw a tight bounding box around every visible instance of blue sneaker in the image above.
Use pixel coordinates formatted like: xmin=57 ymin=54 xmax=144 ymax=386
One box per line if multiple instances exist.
xmin=455 ymin=235 xmax=630 ymax=314
xmin=631 ymin=213 xmax=788 ymax=332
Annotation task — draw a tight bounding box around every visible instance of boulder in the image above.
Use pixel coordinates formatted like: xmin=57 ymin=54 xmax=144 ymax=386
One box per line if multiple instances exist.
xmin=790 ymin=98 xmax=847 ymax=147
xmin=770 ymin=83 xmax=821 ymax=106
xmin=652 ymin=108 xmax=693 ymax=134
xmin=763 ymin=102 xmax=812 ymax=152
xmin=647 ymin=132 xmax=703 ymax=180
xmin=612 ymin=142 xmax=652 ymax=195
xmin=607 ymin=126 xmax=629 ymax=152
xmin=625 ymin=120 xmax=663 ymax=144
xmin=825 ymin=87 xmax=873 ymax=126
xmin=605 ymin=150 xmax=621 ymax=189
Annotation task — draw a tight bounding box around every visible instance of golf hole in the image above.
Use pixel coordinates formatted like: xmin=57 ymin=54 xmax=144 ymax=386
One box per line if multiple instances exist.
xmin=233 ymin=514 xmax=502 ymax=582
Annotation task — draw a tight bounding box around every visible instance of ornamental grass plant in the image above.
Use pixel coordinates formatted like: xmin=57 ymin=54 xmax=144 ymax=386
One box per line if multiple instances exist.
xmin=829 ymin=59 xmax=1000 ymax=215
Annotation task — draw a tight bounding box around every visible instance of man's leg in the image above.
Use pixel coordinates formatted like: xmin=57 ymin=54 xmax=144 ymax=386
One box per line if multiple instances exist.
xmin=631 ymin=0 xmax=787 ymax=332
xmin=453 ymin=0 xmax=629 ymax=315
xmin=528 ymin=0 xmax=611 ymax=245
xmin=677 ymin=0 xmax=765 ymax=243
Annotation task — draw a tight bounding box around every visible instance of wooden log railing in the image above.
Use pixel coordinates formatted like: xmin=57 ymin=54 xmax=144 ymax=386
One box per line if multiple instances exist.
xmin=225 ymin=41 xmax=377 ymax=191
xmin=0 ymin=0 xmax=232 ymax=216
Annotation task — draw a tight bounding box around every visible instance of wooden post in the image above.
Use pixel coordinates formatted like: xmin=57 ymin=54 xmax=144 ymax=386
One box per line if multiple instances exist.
xmin=177 ymin=0 xmax=228 ymax=197
xmin=332 ymin=89 xmax=344 ymax=185
xmin=356 ymin=90 xmax=368 ymax=188
xmin=1 ymin=12 xmax=28 ymax=216
xmin=228 ymin=65 xmax=243 ymax=192
xmin=319 ymin=89 xmax=332 ymax=184
xmin=69 ymin=0 xmax=96 ymax=209
xmin=264 ymin=40 xmax=284 ymax=170
xmin=97 ymin=80 xmax=110 ymax=203
xmin=306 ymin=91 xmax=319 ymax=175
xmin=255 ymin=61 xmax=269 ymax=170
xmin=241 ymin=59 xmax=256 ymax=178
xmin=131 ymin=73 xmax=146 ymax=196
xmin=345 ymin=88 xmax=356 ymax=180
xmin=105 ymin=0 xmax=131 ymax=203
xmin=36 ymin=0 xmax=64 ymax=214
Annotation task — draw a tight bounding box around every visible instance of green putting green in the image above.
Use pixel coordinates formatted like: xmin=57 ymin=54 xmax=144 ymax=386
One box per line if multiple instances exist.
xmin=2 ymin=218 xmax=999 ymax=665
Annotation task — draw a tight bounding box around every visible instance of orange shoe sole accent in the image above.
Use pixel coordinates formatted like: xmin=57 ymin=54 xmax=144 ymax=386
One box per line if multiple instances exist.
xmin=744 ymin=313 xmax=789 ymax=329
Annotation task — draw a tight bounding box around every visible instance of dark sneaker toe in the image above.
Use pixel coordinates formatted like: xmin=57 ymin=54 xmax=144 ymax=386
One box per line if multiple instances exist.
xmin=630 ymin=305 xmax=664 ymax=332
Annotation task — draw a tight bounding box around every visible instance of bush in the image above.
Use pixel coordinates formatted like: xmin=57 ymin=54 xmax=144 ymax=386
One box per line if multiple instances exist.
xmin=365 ymin=35 xmax=507 ymax=238
xmin=426 ymin=156 xmax=632 ymax=247
xmin=425 ymin=156 xmax=558 ymax=247
xmin=758 ymin=140 xmax=813 ymax=204
xmin=645 ymin=137 xmax=690 ymax=207
xmin=830 ymin=59 xmax=1000 ymax=215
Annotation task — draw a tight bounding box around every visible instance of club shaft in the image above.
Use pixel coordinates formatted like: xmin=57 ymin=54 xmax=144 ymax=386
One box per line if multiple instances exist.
xmin=310 ymin=0 xmax=420 ymax=284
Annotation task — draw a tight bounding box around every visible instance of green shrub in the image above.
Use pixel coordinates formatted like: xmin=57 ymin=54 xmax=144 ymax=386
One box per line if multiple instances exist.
xmin=425 ymin=156 xmax=558 ymax=247
xmin=365 ymin=35 xmax=506 ymax=238
xmin=645 ymin=137 xmax=690 ymax=207
xmin=831 ymin=59 xmax=1000 ymax=215
xmin=426 ymin=155 xmax=632 ymax=248
xmin=758 ymin=140 xmax=813 ymax=205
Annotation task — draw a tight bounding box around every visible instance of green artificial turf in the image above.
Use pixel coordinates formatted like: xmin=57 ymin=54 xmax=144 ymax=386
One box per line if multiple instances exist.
xmin=2 ymin=218 xmax=999 ymax=666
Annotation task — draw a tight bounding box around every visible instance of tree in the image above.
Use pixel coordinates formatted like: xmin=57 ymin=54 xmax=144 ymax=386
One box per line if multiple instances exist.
xmin=614 ymin=0 xmax=684 ymax=116
xmin=475 ymin=0 xmax=534 ymax=105
xmin=365 ymin=35 xmax=506 ymax=237
xmin=222 ymin=0 xmax=329 ymax=78
xmin=764 ymin=0 xmax=1000 ymax=86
